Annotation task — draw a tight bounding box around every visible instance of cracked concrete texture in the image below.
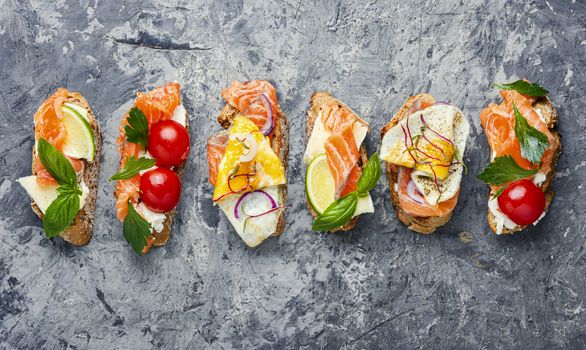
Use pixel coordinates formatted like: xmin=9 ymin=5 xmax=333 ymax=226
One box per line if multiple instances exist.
xmin=0 ymin=0 xmax=585 ymax=348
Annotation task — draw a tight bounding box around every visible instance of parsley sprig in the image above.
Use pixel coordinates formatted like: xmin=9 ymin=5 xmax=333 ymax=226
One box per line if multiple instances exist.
xmin=477 ymin=156 xmax=539 ymax=198
xmin=124 ymin=107 xmax=149 ymax=147
xmin=513 ymin=103 xmax=549 ymax=164
xmin=110 ymin=156 xmax=155 ymax=180
xmin=123 ymin=201 xmax=152 ymax=255
xmin=312 ymin=153 xmax=381 ymax=231
xmin=37 ymin=139 xmax=82 ymax=237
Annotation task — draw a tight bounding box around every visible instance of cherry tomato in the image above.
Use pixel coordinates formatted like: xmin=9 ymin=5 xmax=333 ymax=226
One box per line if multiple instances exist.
xmin=140 ymin=168 xmax=181 ymax=212
xmin=148 ymin=120 xmax=190 ymax=167
xmin=497 ymin=178 xmax=545 ymax=226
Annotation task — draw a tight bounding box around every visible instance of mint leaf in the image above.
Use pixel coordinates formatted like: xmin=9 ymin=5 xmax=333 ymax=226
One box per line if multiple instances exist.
xmin=494 ymin=80 xmax=548 ymax=97
xmin=478 ymin=155 xmax=538 ymax=186
xmin=357 ymin=153 xmax=382 ymax=196
xmin=111 ymin=156 xmax=155 ymax=180
xmin=43 ymin=191 xmax=80 ymax=237
xmin=37 ymin=138 xmax=77 ymax=187
xmin=123 ymin=201 xmax=152 ymax=255
xmin=124 ymin=107 xmax=149 ymax=147
xmin=312 ymin=193 xmax=358 ymax=232
xmin=513 ymin=103 xmax=549 ymax=164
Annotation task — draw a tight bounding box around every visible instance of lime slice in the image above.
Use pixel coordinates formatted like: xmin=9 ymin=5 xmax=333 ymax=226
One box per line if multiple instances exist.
xmin=306 ymin=154 xmax=336 ymax=214
xmin=61 ymin=103 xmax=95 ymax=161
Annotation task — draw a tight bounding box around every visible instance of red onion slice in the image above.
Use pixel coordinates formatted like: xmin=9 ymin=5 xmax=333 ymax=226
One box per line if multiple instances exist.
xmin=406 ymin=180 xmax=426 ymax=205
xmin=258 ymin=94 xmax=274 ymax=136
xmin=234 ymin=189 xmax=277 ymax=219
xmin=433 ymin=101 xmax=450 ymax=106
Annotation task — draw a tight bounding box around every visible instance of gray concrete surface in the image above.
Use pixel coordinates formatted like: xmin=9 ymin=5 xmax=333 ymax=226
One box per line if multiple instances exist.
xmin=0 ymin=0 xmax=585 ymax=348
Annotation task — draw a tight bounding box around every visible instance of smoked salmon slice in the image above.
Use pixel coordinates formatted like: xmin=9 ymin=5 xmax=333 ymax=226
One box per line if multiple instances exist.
xmin=397 ymin=166 xmax=458 ymax=217
xmin=115 ymin=82 xmax=181 ymax=221
xmin=480 ymin=89 xmax=555 ymax=174
xmin=324 ymin=123 xmax=361 ymax=195
xmin=207 ymin=131 xmax=229 ymax=186
xmin=317 ymin=95 xmax=368 ymax=196
xmin=33 ymin=88 xmax=75 ymax=186
xmin=221 ymin=80 xmax=278 ymax=132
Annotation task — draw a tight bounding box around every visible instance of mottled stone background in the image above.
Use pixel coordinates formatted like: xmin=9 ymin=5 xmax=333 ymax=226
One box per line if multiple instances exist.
xmin=0 ymin=0 xmax=585 ymax=349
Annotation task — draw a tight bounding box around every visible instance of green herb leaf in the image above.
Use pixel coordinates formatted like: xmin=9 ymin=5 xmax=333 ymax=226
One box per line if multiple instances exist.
xmin=312 ymin=193 xmax=358 ymax=232
xmin=43 ymin=191 xmax=80 ymax=237
xmin=110 ymin=156 xmax=155 ymax=181
xmin=357 ymin=153 xmax=382 ymax=196
xmin=123 ymin=201 xmax=152 ymax=255
xmin=124 ymin=107 xmax=149 ymax=147
xmin=513 ymin=103 xmax=549 ymax=164
xmin=477 ymin=155 xmax=538 ymax=186
xmin=494 ymin=80 xmax=549 ymax=97
xmin=37 ymin=138 xmax=77 ymax=187
xmin=491 ymin=185 xmax=507 ymax=199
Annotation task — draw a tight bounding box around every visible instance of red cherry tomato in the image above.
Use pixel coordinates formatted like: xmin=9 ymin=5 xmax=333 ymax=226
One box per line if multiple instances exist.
xmin=497 ymin=179 xmax=545 ymax=226
xmin=148 ymin=120 xmax=190 ymax=167
xmin=140 ymin=168 xmax=181 ymax=212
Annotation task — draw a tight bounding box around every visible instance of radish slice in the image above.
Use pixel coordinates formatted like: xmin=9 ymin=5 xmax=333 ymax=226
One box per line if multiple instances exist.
xmin=406 ymin=179 xmax=426 ymax=205
xmin=234 ymin=189 xmax=277 ymax=219
xmin=237 ymin=134 xmax=258 ymax=163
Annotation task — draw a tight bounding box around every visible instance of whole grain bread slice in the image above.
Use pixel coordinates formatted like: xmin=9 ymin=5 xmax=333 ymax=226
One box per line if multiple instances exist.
xmin=31 ymin=92 xmax=102 ymax=246
xmin=381 ymin=94 xmax=455 ymax=234
xmin=306 ymin=92 xmax=368 ymax=232
xmin=487 ymin=97 xmax=561 ymax=234
xmin=216 ymin=102 xmax=289 ymax=237
xmin=115 ymin=117 xmax=189 ymax=248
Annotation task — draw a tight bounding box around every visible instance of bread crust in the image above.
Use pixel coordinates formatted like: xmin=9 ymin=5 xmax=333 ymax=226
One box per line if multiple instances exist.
xmin=305 ymin=92 xmax=368 ymax=232
xmin=381 ymin=94 xmax=455 ymax=234
xmin=486 ymin=96 xmax=561 ymax=234
xmin=216 ymin=101 xmax=289 ymax=237
xmin=31 ymin=92 xmax=102 ymax=246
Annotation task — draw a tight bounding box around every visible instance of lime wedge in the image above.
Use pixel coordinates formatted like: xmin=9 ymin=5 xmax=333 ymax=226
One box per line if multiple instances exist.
xmin=61 ymin=103 xmax=95 ymax=161
xmin=306 ymin=154 xmax=336 ymax=214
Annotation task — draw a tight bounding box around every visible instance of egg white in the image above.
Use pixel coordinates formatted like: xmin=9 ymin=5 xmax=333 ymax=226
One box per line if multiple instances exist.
xmin=217 ymin=186 xmax=282 ymax=247
xmin=381 ymin=105 xmax=470 ymax=205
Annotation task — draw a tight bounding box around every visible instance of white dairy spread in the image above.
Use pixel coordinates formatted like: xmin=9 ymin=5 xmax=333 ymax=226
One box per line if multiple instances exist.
xmin=533 ymin=172 xmax=547 ymax=187
xmin=136 ymin=202 xmax=166 ymax=233
xmin=488 ymin=197 xmax=518 ymax=234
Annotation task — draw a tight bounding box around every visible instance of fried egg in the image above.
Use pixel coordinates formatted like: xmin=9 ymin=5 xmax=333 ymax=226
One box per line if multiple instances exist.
xmin=213 ymin=116 xmax=286 ymax=201
xmin=381 ymin=105 xmax=470 ymax=204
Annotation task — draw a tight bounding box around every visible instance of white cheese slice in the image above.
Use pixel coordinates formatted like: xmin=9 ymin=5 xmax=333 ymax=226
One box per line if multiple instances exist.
xmin=354 ymin=194 xmax=374 ymax=217
xmin=217 ymin=186 xmax=282 ymax=248
xmin=171 ymin=104 xmax=187 ymax=127
xmin=303 ymin=113 xmax=368 ymax=164
xmin=18 ymin=176 xmax=89 ymax=214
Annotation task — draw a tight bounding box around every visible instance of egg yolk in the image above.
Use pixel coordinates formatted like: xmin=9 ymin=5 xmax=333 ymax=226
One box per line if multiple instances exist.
xmin=413 ymin=139 xmax=455 ymax=180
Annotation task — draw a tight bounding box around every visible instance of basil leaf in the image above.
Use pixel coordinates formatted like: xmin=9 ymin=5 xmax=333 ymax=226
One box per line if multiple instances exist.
xmin=494 ymin=80 xmax=548 ymax=97
xmin=513 ymin=103 xmax=549 ymax=164
xmin=43 ymin=191 xmax=80 ymax=237
xmin=123 ymin=201 xmax=152 ymax=255
xmin=357 ymin=152 xmax=382 ymax=196
xmin=124 ymin=107 xmax=149 ymax=147
xmin=477 ymin=155 xmax=538 ymax=186
xmin=57 ymin=184 xmax=82 ymax=197
xmin=312 ymin=193 xmax=358 ymax=232
xmin=110 ymin=156 xmax=155 ymax=180
xmin=37 ymin=138 xmax=77 ymax=187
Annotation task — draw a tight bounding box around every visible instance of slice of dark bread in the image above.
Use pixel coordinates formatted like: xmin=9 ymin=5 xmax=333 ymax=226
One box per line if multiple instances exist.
xmin=115 ymin=116 xmax=189 ymax=248
xmin=381 ymin=94 xmax=455 ymax=234
xmin=31 ymin=92 xmax=102 ymax=246
xmin=487 ymin=97 xmax=561 ymax=234
xmin=306 ymin=92 xmax=368 ymax=232
xmin=217 ymin=102 xmax=289 ymax=237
